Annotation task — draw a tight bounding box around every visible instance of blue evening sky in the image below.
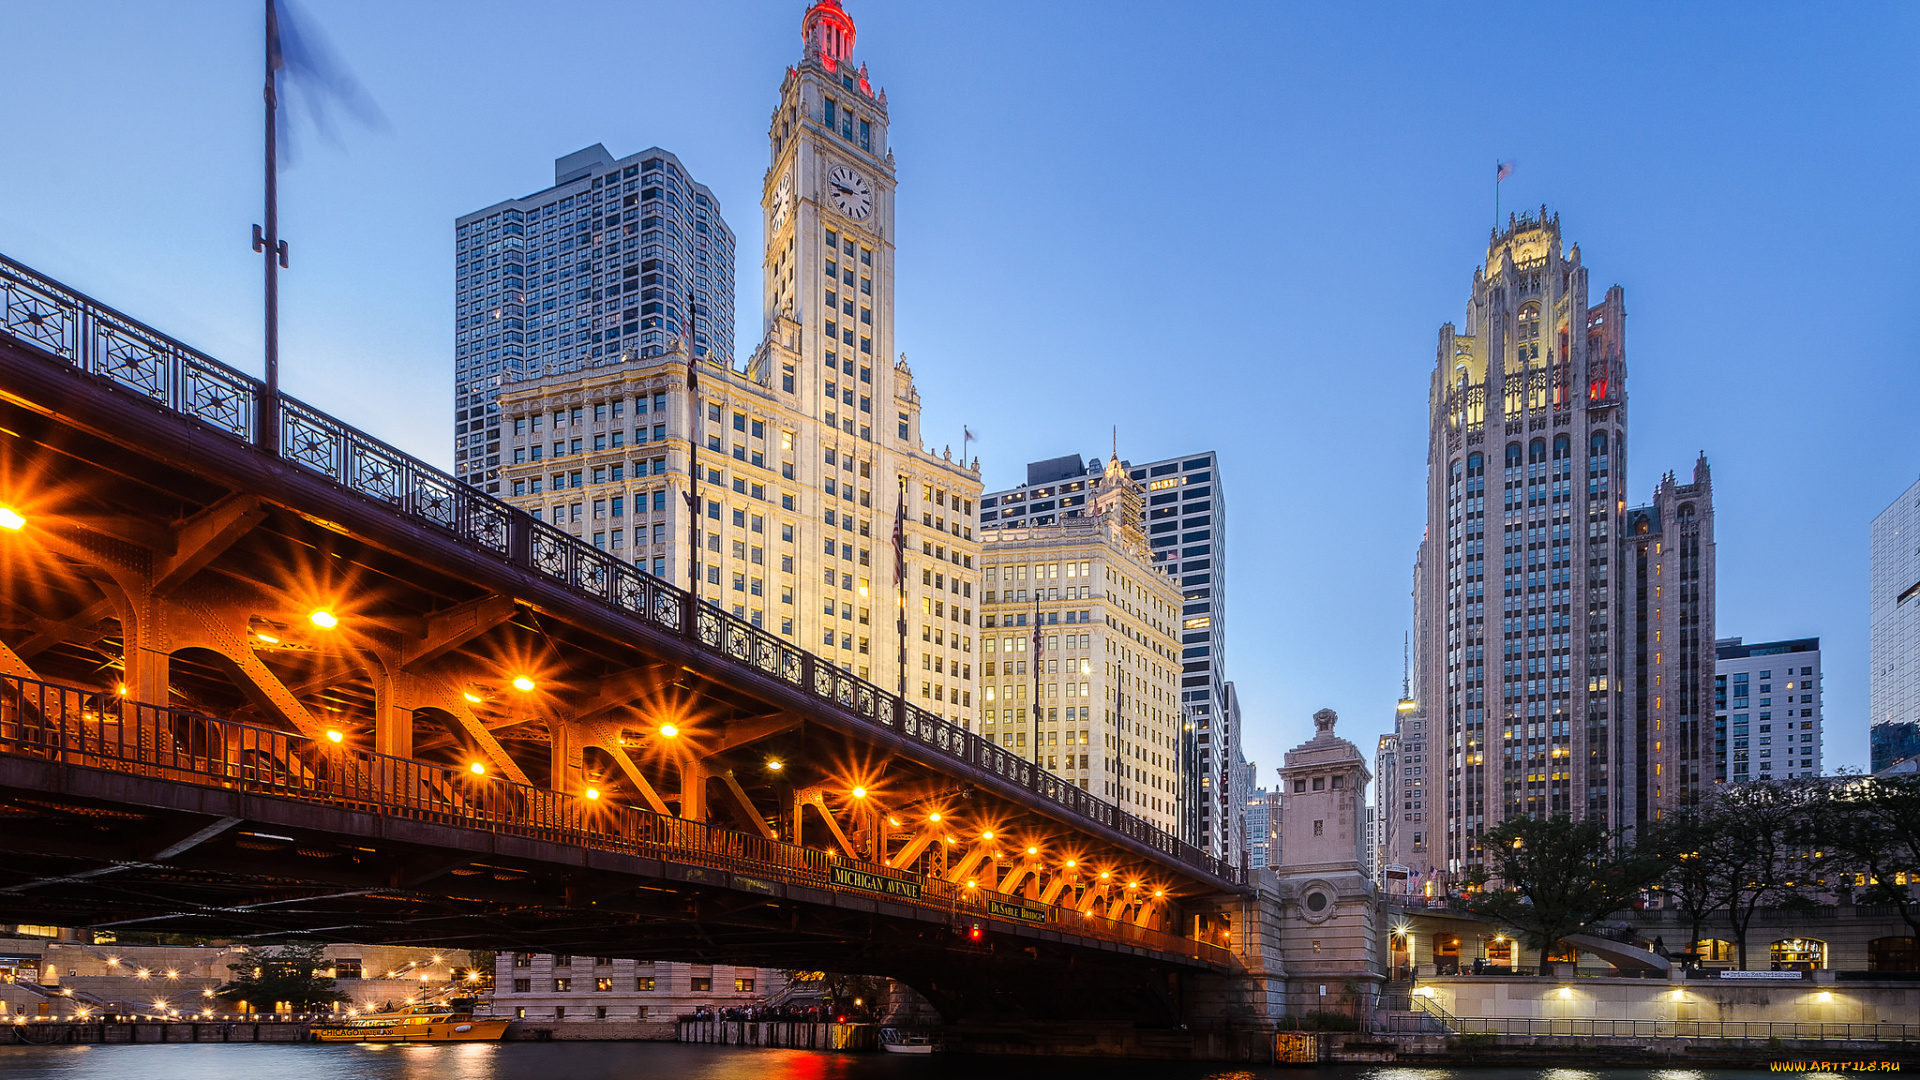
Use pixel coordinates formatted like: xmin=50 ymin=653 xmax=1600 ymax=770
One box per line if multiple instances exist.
xmin=4 ymin=2 xmax=1916 ymax=781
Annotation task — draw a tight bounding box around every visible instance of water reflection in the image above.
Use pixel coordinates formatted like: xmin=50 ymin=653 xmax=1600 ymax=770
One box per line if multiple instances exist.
xmin=0 ymin=1043 xmax=1809 ymax=1080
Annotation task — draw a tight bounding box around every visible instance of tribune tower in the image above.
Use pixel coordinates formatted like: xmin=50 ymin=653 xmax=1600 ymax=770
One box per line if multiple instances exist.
xmin=1411 ymin=209 xmax=1629 ymax=878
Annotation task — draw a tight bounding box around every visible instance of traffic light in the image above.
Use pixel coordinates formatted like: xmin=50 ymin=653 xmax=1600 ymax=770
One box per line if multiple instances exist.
xmin=967 ymin=922 xmax=983 ymax=942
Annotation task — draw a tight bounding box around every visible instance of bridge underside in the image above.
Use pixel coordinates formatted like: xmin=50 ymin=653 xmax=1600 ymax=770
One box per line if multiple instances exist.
xmin=0 ymin=760 xmax=1198 ymax=1022
xmin=0 ymin=257 xmax=1241 ymax=1021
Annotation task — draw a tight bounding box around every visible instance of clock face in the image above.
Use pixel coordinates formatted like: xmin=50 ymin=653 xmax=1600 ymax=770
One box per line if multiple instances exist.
xmin=828 ymin=165 xmax=873 ymax=222
xmin=772 ymin=172 xmax=792 ymax=229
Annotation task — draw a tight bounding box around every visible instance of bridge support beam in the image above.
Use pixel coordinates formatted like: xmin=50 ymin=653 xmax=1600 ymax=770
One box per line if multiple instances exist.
xmin=367 ymin=666 xmax=414 ymax=759
xmin=549 ymin=710 xmax=583 ymax=795
xmin=0 ymin=638 xmax=38 ymax=681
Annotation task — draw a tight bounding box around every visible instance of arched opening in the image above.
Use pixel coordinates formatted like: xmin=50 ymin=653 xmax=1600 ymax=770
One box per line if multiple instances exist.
xmin=1484 ymin=935 xmax=1514 ymax=970
xmin=1517 ymin=302 xmax=1542 ymax=362
xmin=1869 ymin=937 xmax=1918 ymax=971
xmin=1769 ymin=938 xmax=1826 ymax=971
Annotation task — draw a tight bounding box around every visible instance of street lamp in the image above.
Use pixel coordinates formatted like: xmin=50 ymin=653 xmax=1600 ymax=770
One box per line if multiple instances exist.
xmin=512 ymin=676 xmax=536 ymax=692
xmin=0 ymin=506 xmax=25 ymax=531
xmin=325 ymin=730 xmax=344 ymax=743
xmin=309 ymin=609 xmax=338 ymax=629
xmin=469 ymin=762 xmax=487 ymax=776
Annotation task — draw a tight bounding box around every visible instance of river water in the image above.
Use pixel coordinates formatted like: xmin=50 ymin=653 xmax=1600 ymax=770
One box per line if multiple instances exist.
xmin=0 ymin=1044 xmax=1814 ymax=1080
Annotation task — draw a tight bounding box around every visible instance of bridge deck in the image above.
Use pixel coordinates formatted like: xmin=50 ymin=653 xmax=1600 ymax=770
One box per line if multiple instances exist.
xmin=0 ymin=250 xmax=1237 ymax=895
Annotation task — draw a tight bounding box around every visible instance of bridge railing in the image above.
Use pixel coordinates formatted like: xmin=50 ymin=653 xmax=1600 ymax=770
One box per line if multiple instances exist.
xmin=0 ymin=250 xmax=1240 ymax=890
xmin=0 ymin=671 xmax=1232 ymax=967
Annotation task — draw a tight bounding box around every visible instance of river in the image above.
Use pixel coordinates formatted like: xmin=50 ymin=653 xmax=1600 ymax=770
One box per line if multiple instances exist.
xmin=0 ymin=1044 xmax=1821 ymax=1080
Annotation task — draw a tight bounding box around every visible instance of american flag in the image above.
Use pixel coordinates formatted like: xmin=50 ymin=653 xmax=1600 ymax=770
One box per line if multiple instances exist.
xmin=1031 ymin=616 xmax=1042 ymax=656
xmin=1496 ymin=160 xmax=1515 ymax=183
xmin=892 ymin=483 xmax=906 ymax=585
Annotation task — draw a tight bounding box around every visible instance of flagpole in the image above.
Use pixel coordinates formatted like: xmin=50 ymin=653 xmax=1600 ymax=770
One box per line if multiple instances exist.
xmin=896 ymin=476 xmax=907 ymax=698
xmin=684 ymin=289 xmax=702 ymax=606
xmin=1031 ymin=596 xmax=1041 ymax=767
xmin=257 ymin=0 xmax=284 ymax=453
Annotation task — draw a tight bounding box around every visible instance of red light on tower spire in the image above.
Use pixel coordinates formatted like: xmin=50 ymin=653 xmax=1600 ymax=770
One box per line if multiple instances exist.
xmin=804 ymin=0 xmax=856 ymax=71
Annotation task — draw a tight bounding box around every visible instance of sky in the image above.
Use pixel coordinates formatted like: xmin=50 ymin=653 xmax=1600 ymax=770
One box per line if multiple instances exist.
xmin=4 ymin=1 xmax=1918 ymax=782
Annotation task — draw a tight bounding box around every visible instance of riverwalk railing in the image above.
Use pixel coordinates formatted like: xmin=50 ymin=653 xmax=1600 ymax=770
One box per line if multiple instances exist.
xmin=0 ymin=249 xmax=1239 ymax=891
xmin=1375 ymin=1012 xmax=1920 ymax=1043
xmin=0 ymin=671 xmax=1231 ymax=967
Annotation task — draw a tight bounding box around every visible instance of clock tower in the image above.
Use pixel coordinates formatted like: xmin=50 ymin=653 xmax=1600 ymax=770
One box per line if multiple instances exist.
xmin=750 ymin=0 xmax=983 ymax=721
xmin=762 ymin=0 xmax=896 ymax=405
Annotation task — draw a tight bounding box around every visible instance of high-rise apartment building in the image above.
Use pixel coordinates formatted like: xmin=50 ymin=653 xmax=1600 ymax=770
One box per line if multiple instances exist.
xmin=1622 ymin=459 xmax=1716 ymax=820
xmin=1244 ymin=772 xmax=1275 ymax=870
xmin=1373 ymin=730 xmax=1398 ymax=882
xmin=495 ymin=0 xmax=983 ymax=718
xmin=1715 ymin=637 xmax=1822 ymax=782
xmin=1414 ymin=209 xmax=1631 ymax=877
xmin=1363 ymin=805 xmax=1377 ymax=879
xmin=977 ymin=457 xmax=1184 ymax=833
xmin=1388 ymin=557 xmax=1434 ymax=881
xmin=1871 ymin=477 xmax=1920 ymax=772
xmin=455 ymin=146 xmax=736 ymax=495
xmin=980 ymin=449 xmax=1239 ymax=862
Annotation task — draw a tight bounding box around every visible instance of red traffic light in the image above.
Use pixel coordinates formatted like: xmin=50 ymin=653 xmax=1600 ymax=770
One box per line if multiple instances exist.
xmin=967 ymin=922 xmax=983 ymax=942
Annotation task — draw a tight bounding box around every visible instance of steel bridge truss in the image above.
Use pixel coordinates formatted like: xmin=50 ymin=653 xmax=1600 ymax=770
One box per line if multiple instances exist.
xmin=0 ymin=250 xmax=1239 ymax=982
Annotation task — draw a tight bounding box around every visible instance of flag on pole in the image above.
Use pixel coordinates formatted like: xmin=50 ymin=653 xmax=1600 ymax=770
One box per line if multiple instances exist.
xmin=267 ymin=0 xmax=384 ymax=170
xmin=892 ymin=483 xmax=906 ymax=585
xmin=1495 ymin=160 xmax=1515 ymax=183
xmin=1031 ymin=619 xmax=1042 ymax=656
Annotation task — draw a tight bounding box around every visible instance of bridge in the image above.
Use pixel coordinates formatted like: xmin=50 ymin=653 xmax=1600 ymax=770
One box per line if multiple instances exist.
xmin=0 ymin=252 xmax=1252 ymax=1022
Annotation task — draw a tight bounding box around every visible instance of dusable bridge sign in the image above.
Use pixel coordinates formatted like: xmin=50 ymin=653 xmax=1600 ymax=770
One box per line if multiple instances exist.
xmin=988 ymin=898 xmax=1049 ymax=924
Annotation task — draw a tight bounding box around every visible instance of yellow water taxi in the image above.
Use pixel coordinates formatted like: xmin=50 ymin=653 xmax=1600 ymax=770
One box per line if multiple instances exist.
xmin=311 ymin=998 xmax=510 ymax=1043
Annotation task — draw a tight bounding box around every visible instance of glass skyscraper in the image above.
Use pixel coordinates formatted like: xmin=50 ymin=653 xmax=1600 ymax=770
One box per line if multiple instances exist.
xmin=453 ymin=145 xmax=735 ymax=493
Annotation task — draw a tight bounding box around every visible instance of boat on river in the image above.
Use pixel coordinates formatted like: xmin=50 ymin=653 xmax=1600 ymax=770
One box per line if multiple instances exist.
xmin=310 ymin=998 xmax=509 ymax=1043
xmin=878 ymin=1027 xmax=934 ymax=1054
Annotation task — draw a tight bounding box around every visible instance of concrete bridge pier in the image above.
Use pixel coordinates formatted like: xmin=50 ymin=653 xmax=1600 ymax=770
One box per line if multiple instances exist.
xmin=1180 ymin=874 xmax=1291 ymax=1031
